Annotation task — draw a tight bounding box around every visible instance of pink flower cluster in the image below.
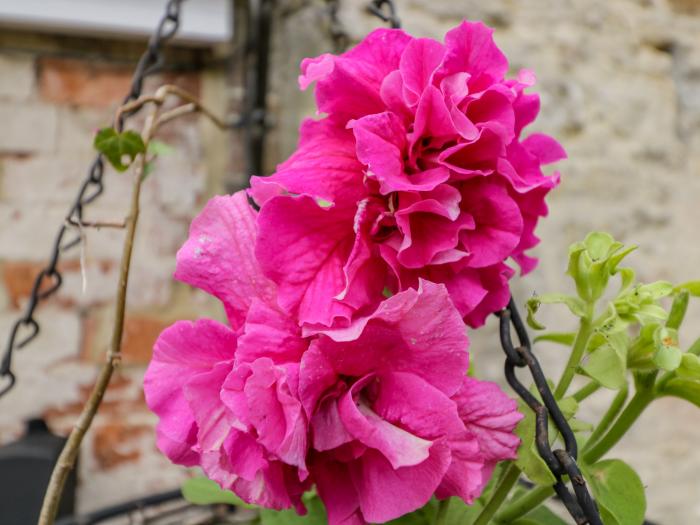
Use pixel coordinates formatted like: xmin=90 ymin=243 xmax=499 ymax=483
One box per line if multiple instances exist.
xmin=252 ymin=21 xmax=564 ymax=329
xmin=145 ymin=20 xmax=563 ymax=525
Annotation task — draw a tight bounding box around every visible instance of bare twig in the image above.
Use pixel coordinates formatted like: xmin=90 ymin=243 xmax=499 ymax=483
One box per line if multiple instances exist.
xmin=38 ymin=88 xmax=227 ymax=525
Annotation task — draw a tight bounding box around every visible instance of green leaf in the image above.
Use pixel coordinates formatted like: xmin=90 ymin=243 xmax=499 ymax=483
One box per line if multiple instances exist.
xmin=675 ymin=280 xmax=700 ymax=297
xmin=181 ymin=476 xmax=256 ymax=508
xmin=583 ymin=459 xmax=646 ymax=525
xmin=533 ymin=332 xmax=576 ymax=346
xmin=512 ymin=505 xmax=568 ymax=525
xmin=514 ymin=401 xmax=556 ymax=485
xmin=677 ymin=353 xmax=700 ymax=379
xmin=661 ymin=378 xmax=700 ymax=408
xmin=526 ymin=294 xmax=587 ymax=330
xmin=666 ymin=291 xmax=689 ymax=330
xmin=582 ymin=343 xmax=627 ymax=389
xmin=260 ymin=495 xmax=326 ymax=525
xmin=94 ymin=128 xmax=146 ymax=172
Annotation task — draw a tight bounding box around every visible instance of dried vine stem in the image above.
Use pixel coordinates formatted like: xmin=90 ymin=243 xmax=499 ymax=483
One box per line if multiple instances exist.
xmin=38 ymin=87 xmax=228 ymax=525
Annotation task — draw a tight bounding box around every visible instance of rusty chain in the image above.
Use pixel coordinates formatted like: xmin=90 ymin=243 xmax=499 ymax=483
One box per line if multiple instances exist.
xmin=499 ymin=298 xmax=603 ymax=525
xmin=0 ymin=0 xmax=186 ymax=399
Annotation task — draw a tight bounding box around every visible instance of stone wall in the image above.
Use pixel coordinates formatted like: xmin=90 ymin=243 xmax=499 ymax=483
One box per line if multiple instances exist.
xmin=1 ymin=0 xmax=699 ymax=522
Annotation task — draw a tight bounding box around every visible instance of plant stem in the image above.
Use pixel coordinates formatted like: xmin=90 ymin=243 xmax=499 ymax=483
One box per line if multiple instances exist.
xmin=38 ymin=139 xmax=149 ymax=525
xmin=494 ymin=485 xmax=553 ymax=523
xmin=583 ymin=383 xmax=628 ymax=452
xmin=554 ymin=313 xmax=593 ymax=399
xmin=434 ymin=498 xmax=451 ymax=525
xmin=572 ymin=381 xmax=600 ymax=402
xmin=472 ymin=463 xmax=521 ymax=525
xmin=583 ymin=389 xmax=653 ymax=464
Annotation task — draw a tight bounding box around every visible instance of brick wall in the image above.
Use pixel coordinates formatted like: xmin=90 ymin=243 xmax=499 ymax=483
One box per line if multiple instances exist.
xmin=0 ymin=30 xmax=239 ymax=512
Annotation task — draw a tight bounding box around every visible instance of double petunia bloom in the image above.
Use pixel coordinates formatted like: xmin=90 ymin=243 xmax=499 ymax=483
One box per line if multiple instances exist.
xmin=145 ymin=20 xmax=563 ymax=525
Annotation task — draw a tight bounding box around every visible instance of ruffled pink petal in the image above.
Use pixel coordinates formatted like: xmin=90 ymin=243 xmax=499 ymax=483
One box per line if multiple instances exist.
xmin=256 ymin=195 xmax=355 ymax=327
xmin=250 ymin=118 xmax=365 ymax=207
xmin=371 ymin=372 xmax=465 ymax=438
xmin=313 ymin=458 xmax=365 ymax=525
xmin=300 ymin=28 xmax=413 ymax=123
xmin=399 ymin=38 xmax=446 ymax=106
xmin=522 ymin=132 xmax=567 ymax=165
xmin=338 ymin=374 xmax=433 ymax=469
xmin=174 ymin=192 xmax=276 ymax=330
xmin=396 ymin=208 xmax=474 ymax=269
xmin=311 ymin=391 xmax=354 ymax=452
xmin=350 ymin=443 xmax=452 ymax=523
xmin=461 ymin=263 xmax=514 ymax=327
xmin=144 ymin=319 xmax=237 ymax=465
xmin=459 ymin=178 xmax=523 ymax=268
xmin=439 ymin=128 xmax=503 ymax=178
xmin=313 ymin=280 xmax=469 ymax=396
xmin=240 ymin=359 xmax=307 ymax=470
xmin=336 ymin=198 xmax=388 ymax=312
xmin=349 ymin=112 xmax=408 ymax=194
xmin=465 ymin=87 xmax=516 ymax=145
xmin=439 ymin=21 xmax=508 ymax=92
xmin=298 ymin=340 xmax=339 ymax=417
xmin=412 ymin=85 xmax=461 ymax=145
xmin=453 ymin=376 xmax=523 ymax=477
xmin=236 ymin=298 xmax=306 ymax=365
xmin=435 ymin=435 xmax=484 ymax=503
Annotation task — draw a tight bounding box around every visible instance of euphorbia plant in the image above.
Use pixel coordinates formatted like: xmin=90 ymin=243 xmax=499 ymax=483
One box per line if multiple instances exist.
xmin=142 ymin=19 xmax=700 ymax=525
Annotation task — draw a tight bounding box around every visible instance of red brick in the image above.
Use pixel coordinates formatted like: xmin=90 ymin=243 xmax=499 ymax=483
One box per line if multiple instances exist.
xmin=38 ymin=57 xmax=132 ymax=108
xmin=93 ymin=422 xmax=150 ymax=470
xmin=120 ymin=315 xmax=171 ymax=364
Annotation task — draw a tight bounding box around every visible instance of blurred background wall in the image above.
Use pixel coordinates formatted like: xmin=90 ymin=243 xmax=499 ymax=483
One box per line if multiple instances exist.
xmin=0 ymin=0 xmax=699 ymax=522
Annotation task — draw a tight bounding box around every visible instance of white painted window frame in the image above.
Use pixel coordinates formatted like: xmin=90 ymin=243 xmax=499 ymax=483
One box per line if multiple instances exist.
xmin=0 ymin=0 xmax=232 ymax=45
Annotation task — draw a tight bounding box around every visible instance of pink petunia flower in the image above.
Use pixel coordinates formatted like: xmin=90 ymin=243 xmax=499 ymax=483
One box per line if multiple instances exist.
xmin=144 ymin=192 xmax=522 ymax=523
xmin=251 ymin=21 xmax=565 ymax=329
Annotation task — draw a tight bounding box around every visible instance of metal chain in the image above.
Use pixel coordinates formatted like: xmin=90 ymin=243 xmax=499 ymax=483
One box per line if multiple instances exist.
xmin=0 ymin=0 xmax=186 ymax=399
xmin=498 ymin=298 xmax=603 ymax=525
xmin=367 ymin=0 xmax=401 ymax=28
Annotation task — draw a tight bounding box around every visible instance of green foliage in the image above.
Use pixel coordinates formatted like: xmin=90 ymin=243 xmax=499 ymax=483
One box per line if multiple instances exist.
xmin=93 ymin=128 xmax=146 ymax=172
xmin=526 ymin=294 xmax=587 ymax=330
xmin=567 ymin=232 xmax=636 ymax=303
xmin=583 ymin=459 xmax=646 ymax=525
xmin=533 ymin=332 xmax=576 ymax=346
xmin=181 ymin=476 xmax=257 ymax=509
xmin=260 ymin=496 xmax=327 ymax=525
xmin=512 ymin=505 xmax=568 ymax=525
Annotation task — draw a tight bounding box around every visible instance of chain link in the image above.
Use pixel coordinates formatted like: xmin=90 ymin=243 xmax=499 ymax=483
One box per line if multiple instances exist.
xmin=498 ymin=298 xmax=603 ymax=525
xmin=367 ymin=0 xmax=401 ymax=28
xmin=0 ymin=0 xmax=186 ymax=399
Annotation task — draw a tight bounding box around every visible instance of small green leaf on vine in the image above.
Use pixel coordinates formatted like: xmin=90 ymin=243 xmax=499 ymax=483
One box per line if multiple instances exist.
xmin=94 ymin=128 xmax=146 ymax=172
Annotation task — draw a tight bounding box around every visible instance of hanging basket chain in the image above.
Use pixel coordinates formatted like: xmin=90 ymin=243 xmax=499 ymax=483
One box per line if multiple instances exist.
xmin=498 ymin=298 xmax=603 ymax=525
xmin=367 ymin=0 xmax=401 ymax=28
xmin=0 ymin=0 xmax=186 ymax=399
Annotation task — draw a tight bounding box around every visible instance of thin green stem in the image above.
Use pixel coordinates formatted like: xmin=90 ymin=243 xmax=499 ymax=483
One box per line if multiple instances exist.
xmin=572 ymin=381 xmax=600 ymax=402
xmin=554 ymin=313 xmax=594 ymax=399
xmin=584 ymin=383 xmax=629 ymax=452
xmin=472 ymin=463 xmax=521 ymax=525
xmin=434 ymin=498 xmax=451 ymax=525
xmin=583 ymin=389 xmax=654 ymax=464
xmin=495 ymin=485 xmax=553 ymax=523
